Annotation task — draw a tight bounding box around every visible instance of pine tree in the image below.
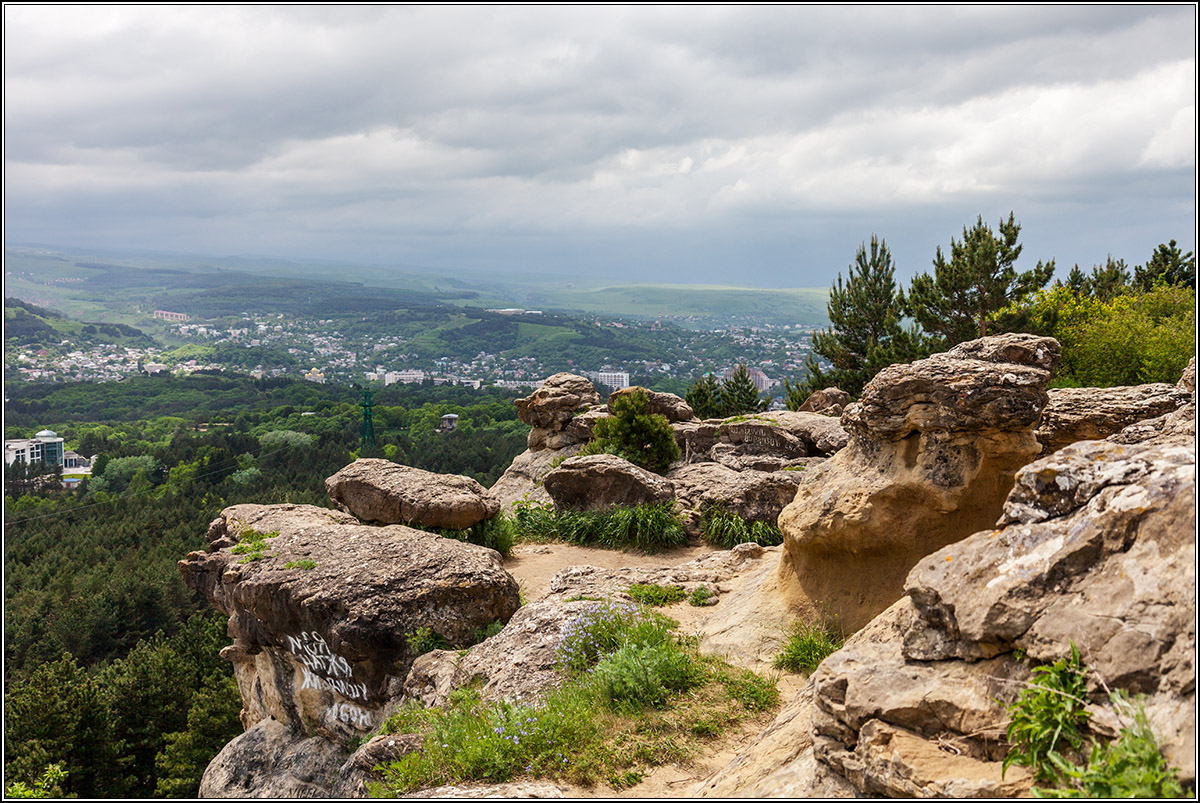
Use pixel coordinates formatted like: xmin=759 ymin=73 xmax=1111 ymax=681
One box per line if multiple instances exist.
xmin=903 ymin=212 xmax=1055 ymax=348
xmin=685 ymin=373 xmax=723 ymax=420
xmin=788 ymin=236 xmax=917 ymax=404
xmin=1134 ymin=239 xmax=1196 ymax=291
xmin=1087 ymin=256 xmax=1131 ymax=301
xmin=719 ymin=364 xmax=763 ymax=416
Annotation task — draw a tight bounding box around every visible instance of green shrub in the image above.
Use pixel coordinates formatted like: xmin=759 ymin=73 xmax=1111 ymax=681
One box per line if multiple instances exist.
xmin=421 ymin=515 xmax=515 ymax=557
xmin=5 ymin=763 xmax=67 ymax=799
xmin=1003 ymin=644 xmax=1091 ymax=782
xmin=591 ymin=642 xmax=705 ymax=712
xmin=699 ymin=505 xmax=783 ymax=548
xmin=773 ymin=617 xmax=845 ymax=673
xmin=687 ymin=586 xmax=715 ymax=606
xmin=626 ymin=583 xmax=686 ymax=607
xmin=578 ymin=389 xmax=680 ymax=473
xmin=1003 ymin=648 xmax=1188 ymax=798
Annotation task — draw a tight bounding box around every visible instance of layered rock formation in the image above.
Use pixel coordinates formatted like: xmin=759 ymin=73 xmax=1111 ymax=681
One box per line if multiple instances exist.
xmin=180 ymin=502 xmax=520 ymax=796
xmin=777 ymin=333 xmax=1061 ymax=631
xmin=542 ymin=453 xmax=676 ymax=509
xmin=698 ymin=356 xmax=1196 ymax=799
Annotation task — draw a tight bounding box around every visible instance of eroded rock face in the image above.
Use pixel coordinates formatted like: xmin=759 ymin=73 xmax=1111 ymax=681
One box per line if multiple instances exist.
xmin=1110 ymin=355 xmax=1196 ymax=447
xmin=326 ymin=459 xmax=500 ymax=529
xmin=180 ymin=503 xmax=520 ymax=796
xmin=777 ymin=333 xmax=1061 ymax=631
xmin=666 ymin=461 xmax=807 ymax=531
xmin=514 ymin=373 xmax=604 ymax=451
xmin=542 ymin=454 xmax=675 ymax=510
xmin=1035 ymin=383 xmax=1188 ymax=455
xmin=798 ymin=387 xmax=852 ymax=416
xmin=488 ymin=445 xmax=583 ymax=510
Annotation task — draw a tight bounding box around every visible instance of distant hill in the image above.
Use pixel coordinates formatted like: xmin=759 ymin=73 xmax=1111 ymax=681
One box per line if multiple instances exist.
xmin=4 ymin=297 xmax=159 ymax=350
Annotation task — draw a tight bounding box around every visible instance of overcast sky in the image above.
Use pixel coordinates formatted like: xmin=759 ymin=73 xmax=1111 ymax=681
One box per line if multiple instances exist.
xmin=4 ymin=5 xmax=1196 ymax=287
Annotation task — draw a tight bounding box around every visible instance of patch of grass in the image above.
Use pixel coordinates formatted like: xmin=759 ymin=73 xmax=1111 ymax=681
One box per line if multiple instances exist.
xmin=424 ymin=516 xmax=515 ymax=557
xmin=284 ymin=558 xmax=317 ymax=570
xmin=509 ymin=502 xmax=686 ymax=553
xmin=687 ymin=585 xmax=715 ymax=606
xmin=230 ymin=528 xmax=280 ymax=563
xmin=371 ymin=600 xmax=779 ymax=795
xmin=699 ymin=505 xmax=783 ymax=548
xmin=471 ymin=620 xmax=506 ymax=644
xmin=773 ymin=616 xmax=845 ymax=673
xmin=1004 ymin=643 xmax=1091 ymax=783
xmin=626 ymin=583 xmax=686 ymax=607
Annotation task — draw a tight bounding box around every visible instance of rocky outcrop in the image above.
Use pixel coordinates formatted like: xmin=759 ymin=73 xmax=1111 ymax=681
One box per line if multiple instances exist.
xmin=1035 ymin=382 xmax=1188 ymax=455
xmin=515 ymin=373 xmax=604 ymax=450
xmin=542 ymin=454 xmax=675 ymax=510
xmin=700 ymin=410 xmax=1196 ymax=798
xmin=488 ymin=445 xmax=584 ymax=509
xmin=798 ymin=387 xmax=852 ymax=416
xmin=777 ymin=333 xmax=1061 ymax=631
xmin=326 ymin=459 xmax=500 ymax=529
xmin=1110 ymin=355 xmax=1196 ymax=446
xmin=180 ymin=503 xmax=520 ymax=797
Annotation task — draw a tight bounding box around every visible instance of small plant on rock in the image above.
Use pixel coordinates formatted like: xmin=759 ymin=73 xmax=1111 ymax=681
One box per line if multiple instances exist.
xmin=1003 ymin=643 xmax=1091 ymax=783
xmin=700 ymin=505 xmax=783 ymax=548
xmin=626 ymin=583 xmax=686 ymax=607
xmin=231 ymin=528 xmax=279 ymax=563
xmin=687 ymin=585 xmax=715 ymax=606
xmin=773 ymin=616 xmax=845 ymax=672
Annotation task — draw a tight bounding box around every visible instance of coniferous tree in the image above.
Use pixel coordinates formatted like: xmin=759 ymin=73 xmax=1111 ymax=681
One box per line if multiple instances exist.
xmin=685 ymin=373 xmax=724 ymax=420
xmin=719 ymin=364 xmax=764 ymax=416
xmin=789 ymin=236 xmax=918 ymax=404
xmin=580 ymin=389 xmax=680 ymax=473
xmin=903 ymin=213 xmax=1055 ymax=348
xmin=1134 ymin=239 xmax=1196 ymax=291
xmin=1087 ymin=256 xmax=1131 ymax=301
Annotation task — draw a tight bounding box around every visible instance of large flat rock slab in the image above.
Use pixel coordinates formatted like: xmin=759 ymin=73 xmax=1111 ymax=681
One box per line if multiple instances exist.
xmin=326 ymin=458 xmax=500 ymax=529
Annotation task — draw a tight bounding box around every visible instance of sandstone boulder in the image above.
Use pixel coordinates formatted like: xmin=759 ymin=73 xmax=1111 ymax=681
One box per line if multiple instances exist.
xmin=777 ymin=333 xmax=1061 ymax=631
xmin=542 ymin=454 xmax=675 ymax=510
xmin=326 ymin=459 xmax=499 ymax=530
xmin=666 ymin=461 xmax=807 ymax=527
xmin=200 ymin=718 xmax=349 ymax=798
xmin=608 ymin=386 xmax=696 ymax=423
xmin=514 ymin=373 xmax=603 ymax=450
xmin=798 ymin=387 xmax=852 ymax=416
xmin=1110 ymin=355 xmax=1196 ymax=446
xmin=179 ymin=503 xmax=520 ymax=796
xmin=1035 ymin=383 xmax=1188 ymax=455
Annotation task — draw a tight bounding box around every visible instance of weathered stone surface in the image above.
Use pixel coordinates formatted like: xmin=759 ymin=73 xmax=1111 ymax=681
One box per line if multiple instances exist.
xmin=547 ymin=543 xmax=767 ymax=602
xmin=326 ymin=459 xmax=499 ymax=529
xmin=514 ymin=374 xmax=603 ymax=450
xmin=200 ymin=718 xmax=348 ymax=798
xmin=758 ymin=410 xmax=849 ymax=455
xmin=847 ymin=333 xmax=1060 ymax=440
xmin=902 ymin=437 xmax=1196 ymax=780
xmin=1035 ymin=383 xmax=1187 ymax=455
xmin=180 ymin=503 xmax=520 ymax=796
xmin=666 ymin=461 xmax=807 ymax=525
xmin=332 ymin=733 xmax=422 ymax=797
xmin=1110 ymin=356 xmax=1196 ymax=447
xmin=608 ymin=386 xmax=696 ymax=423
xmin=672 ymin=420 xmax=720 ymax=461
xmin=489 ymin=445 xmax=583 ymax=509
xmin=407 ymin=781 xmax=570 ymax=798
xmin=798 ymin=387 xmax=852 ymax=416
xmin=542 ymin=454 xmax=675 ymax=510
xmin=777 ymin=333 xmax=1060 ymax=631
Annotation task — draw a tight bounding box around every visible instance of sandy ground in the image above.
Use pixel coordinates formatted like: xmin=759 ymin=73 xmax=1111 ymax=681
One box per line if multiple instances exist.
xmin=499 ymin=541 xmax=806 ymax=799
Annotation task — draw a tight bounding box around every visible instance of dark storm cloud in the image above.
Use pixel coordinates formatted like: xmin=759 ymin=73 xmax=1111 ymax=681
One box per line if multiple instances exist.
xmin=4 ymin=5 xmax=1194 ymax=285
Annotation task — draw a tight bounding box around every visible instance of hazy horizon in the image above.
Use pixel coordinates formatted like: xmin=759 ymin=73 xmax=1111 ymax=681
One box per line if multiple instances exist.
xmin=5 ymin=6 xmax=1196 ymax=288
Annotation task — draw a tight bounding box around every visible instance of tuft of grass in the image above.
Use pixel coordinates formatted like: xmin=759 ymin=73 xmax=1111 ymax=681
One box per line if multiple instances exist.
xmin=1004 ymin=643 xmax=1091 ymax=783
xmin=508 ymin=502 xmax=686 ymax=553
xmin=406 ymin=626 xmax=450 ymax=657
xmin=626 ymin=583 xmax=686 ymax=607
xmin=284 ymin=558 xmax=317 ymax=570
xmin=687 ymin=585 xmax=715 ymax=606
xmin=773 ymin=616 xmax=845 ymax=673
xmin=424 ymin=516 xmax=515 ymax=557
xmin=230 ymin=528 xmax=280 ymax=563
xmin=699 ymin=505 xmax=783 ymax=549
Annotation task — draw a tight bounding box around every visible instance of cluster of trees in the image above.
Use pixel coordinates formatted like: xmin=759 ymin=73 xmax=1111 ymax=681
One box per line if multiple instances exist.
xmin=684 ymin=363 xmax=766 ymax=419
xmin=787 ymin=215 xmax=1195 ymax=405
